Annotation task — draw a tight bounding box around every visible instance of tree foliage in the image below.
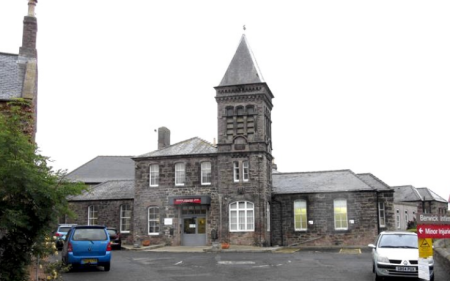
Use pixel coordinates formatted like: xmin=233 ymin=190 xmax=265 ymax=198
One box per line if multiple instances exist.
xmin=0 ymin=101 xmax=86 ymax=281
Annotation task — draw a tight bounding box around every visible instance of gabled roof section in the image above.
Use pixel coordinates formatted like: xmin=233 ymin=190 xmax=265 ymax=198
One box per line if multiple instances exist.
xmin=357 ymin=173 xmax=392 ymax=191
xmin=416 ymin=187 xmax=448 ymax=203
xmin=67 ymin=156 xmax=135 ymax=183
xmin=137 ymin=137 xmax=217 ymax=158
xmin=0 ymin=52 xmax=23 ymax=100
xmin=219 ymin=34 xmax=265 ymax=87
xmin=68 ymin=180 xmax=134 ymax=201
xmin=393 ymin=185 xmax=423 ymax=203
xmin=273 ymin=170 xmax=374 ymax=194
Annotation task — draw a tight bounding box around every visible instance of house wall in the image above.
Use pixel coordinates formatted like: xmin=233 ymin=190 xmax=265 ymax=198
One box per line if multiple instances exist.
xmin=67 ymin=199 xmax=134 ymax=244
xmin=271 ymin=191 xmax=381 ymax=247
xmin=393 ymin=203 xmax=418 ymax=230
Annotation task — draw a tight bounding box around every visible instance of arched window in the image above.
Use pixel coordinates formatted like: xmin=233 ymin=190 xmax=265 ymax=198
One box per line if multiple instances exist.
xmin=229 ymin=201 xmax=254 ymax=232
xmin=148 ymin=207 xmax=160 ymax=235
xmin=88 ymin=205 xmax=98 ymax=225
xmin=120 ymin=204 xmax=132 ymax=233
xmin=294 ymin=200 xmax=307 ymax=231
xmin=201 ymin=162 xmax=211 ymax=185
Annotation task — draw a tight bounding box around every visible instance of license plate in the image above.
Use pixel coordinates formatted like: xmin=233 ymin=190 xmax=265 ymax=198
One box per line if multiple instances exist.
xmin=396 ymin=266 xmax=416 ymax=272
xmin=81 ymin=259 xmax=98 ymax=265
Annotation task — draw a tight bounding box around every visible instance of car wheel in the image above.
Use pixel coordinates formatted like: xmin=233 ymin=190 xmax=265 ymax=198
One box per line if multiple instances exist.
xmin=430 ymin=274 xmax=434 ymax=281
xmin=374 ymin=273 xmax=382 ymax=281
xmin=104 ymin=263 xmax=111 ymax=272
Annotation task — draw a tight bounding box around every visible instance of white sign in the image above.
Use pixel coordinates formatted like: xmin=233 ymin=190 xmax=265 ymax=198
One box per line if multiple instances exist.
xmin=418 ymin=258 xmax=430 ymax=281
xmin=164 ymin=218 xmax=173 ymax=225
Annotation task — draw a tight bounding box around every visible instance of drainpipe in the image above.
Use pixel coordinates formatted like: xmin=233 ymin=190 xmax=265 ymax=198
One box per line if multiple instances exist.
xmin=376 ymin=191 xmax=380 ymax=234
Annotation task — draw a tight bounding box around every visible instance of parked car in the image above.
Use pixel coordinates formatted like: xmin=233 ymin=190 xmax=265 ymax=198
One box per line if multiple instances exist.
xmin=368 ymin=231 xmax=434 ymax=281
xmin=54 ymin=224 xmax=77 ymax=250
xmin=61 ymin=225 xmax=112 ymax=271
xmin=106 ymin=227 xmax=122 ymax=250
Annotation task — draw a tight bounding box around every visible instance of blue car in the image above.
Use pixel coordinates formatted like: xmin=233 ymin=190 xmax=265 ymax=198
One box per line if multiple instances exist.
xmin=54 ymin=224 xmax=77 ymax=250
xmin=61 ymin=225 xmax=112 ymax=271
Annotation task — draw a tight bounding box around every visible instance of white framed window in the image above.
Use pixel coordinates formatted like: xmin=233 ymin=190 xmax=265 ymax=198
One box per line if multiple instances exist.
xmin=233 ymin=162 xmax=240 ymax=182
xmin=120 ymin=204 xmax=131 ymax=233
xmin=88 ymin=205 xmax=98 ymax=225
xmin=175 ymin=163 xmax=185 ymax=186
xmin=378 ymin=202 xmax=386 ymax=227
xmin=294 ymin=200 xmax=307 ymax=231
xmin=149 ymin=164 xmax=159 ymax=187
xmin=405 ymin=211 xmax=408 ymax=227
xmin=148 ymin=207 xmax=160 ymax=235
xmin=334 ymin=199 xmax=348 ymax=230
xmin=243 ymin=161 xmax=249 ymax=182
xmin=229 ymin=201 xmax=254 ymax=232
xmin=201 ymin=162 xmax=211 ymax=185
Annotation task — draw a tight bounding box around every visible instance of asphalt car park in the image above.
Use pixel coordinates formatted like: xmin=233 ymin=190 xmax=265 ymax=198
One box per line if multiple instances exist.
xmin=60 ymin=248 xmax=450 ymax=281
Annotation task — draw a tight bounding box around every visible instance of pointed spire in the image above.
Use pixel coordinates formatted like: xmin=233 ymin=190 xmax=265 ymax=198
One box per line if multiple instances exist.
xmin=219 ymin=35 xmax=265 ymax=87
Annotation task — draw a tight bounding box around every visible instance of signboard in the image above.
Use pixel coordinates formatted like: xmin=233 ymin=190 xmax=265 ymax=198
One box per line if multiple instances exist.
xmin=173 ymin=198 xmax=201 ymax=205
xmin=418 ymin=258 xmax=430 ymax=280
xmin=417 ymin=224 xmax=450 ymax=239
xmin=418 ymin=238 xmax=433 ymax=258
xmin=417 ymin=214 xmax=450 ymax=225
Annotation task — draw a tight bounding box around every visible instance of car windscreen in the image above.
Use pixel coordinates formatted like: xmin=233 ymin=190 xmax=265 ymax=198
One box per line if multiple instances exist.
xmin=378 ymin=234 xmax=418 ymax=248
xmin=58 ymin=227 xmax=72 ymax=233
xmin=72 ymin=228 xmax=107 ymax=241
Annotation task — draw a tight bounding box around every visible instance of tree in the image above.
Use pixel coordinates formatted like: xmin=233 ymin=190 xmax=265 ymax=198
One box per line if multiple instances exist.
xmin=0 ymin=100 xmax=86 ymax=281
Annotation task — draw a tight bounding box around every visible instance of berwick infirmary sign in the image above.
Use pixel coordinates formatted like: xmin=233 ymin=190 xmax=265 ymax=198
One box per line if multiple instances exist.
xmin=417 ymin=213 xmax=450 ymax=239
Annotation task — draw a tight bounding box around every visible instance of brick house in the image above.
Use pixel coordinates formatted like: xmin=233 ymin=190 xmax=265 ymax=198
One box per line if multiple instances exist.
xmin=0 ymin=0 xmax=39 ymax=141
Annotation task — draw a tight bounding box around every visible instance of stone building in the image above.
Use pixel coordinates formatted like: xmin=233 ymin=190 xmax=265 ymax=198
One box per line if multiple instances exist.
xmin=0 ymin=0 xmax=39 ymax=141
xmin=65 ymin=34 xmax=398 ymax=247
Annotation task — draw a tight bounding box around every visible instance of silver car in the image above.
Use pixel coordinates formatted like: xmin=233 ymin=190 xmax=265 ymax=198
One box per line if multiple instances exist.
xmin=368 ymin=231 xmax=434 ymax=281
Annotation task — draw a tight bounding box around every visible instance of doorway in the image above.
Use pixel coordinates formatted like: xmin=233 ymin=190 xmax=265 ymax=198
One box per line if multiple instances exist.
xmin=181 ymin=205 xmax=207 ymax=246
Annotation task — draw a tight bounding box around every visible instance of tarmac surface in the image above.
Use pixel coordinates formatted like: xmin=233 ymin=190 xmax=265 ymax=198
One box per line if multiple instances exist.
xmin=121 ymin=243 xmax=280 ymax=253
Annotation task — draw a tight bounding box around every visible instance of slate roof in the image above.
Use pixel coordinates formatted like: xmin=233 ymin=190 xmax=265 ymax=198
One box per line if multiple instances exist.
xmin=219 ymin=34 xmax=265 ymax=87
xmin=273 ymin=170 xmax=375 ymax=194
xmin=68 ymin=180 xmax=134 ymax=201
xmin=392 ymin=185 xmax=423 ymax=202
xmin=0 ymin=52 xmax=23 ymax=100
xmin=357 ymin=173 xmax=392 ymax=191
xmin=67 ymin=156 xmax=135 ymax=183
xmin=416 ymin=187 xmax=448 ymax=203
xmin=137 ymin=137 xmax=217 ymax=158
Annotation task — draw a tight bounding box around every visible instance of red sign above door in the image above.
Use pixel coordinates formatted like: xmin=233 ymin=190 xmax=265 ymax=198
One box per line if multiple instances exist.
xmin=174 ymin=198 xmax=201 ymax=205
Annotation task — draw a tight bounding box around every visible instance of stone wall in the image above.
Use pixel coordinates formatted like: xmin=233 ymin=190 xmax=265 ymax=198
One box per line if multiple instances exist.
xmin=67 ymin=199 xmax=134 ymax=244
xmin=271 ymin=191 xmax=380 ymax=247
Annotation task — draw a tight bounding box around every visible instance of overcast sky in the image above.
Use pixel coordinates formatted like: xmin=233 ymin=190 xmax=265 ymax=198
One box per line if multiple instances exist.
xmin=2 ymin=1 xmax=449 ymax=202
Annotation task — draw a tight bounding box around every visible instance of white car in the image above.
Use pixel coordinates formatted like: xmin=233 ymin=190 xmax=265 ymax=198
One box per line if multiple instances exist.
xmin=368 ymin=231 xmax=434 ymax=281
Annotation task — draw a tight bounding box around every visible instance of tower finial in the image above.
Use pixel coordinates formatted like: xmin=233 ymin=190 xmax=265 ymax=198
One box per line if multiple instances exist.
xmin=243 ymin=25 xmax=246 ymax=32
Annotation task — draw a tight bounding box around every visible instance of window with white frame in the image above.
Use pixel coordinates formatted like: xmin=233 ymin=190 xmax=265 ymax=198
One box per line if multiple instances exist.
xmin=294 ymin=200 xmax=307 ymax=231
xmin=243 ymin=161 xmax=249 ymax=182
xmin=396 ymin=209 xmax=400 ymax=228
xmin=175 ymin=163 xmax=185 ymax=186
xmin=201 ymin=162 xmax=211 ymax=185
xmin=233 ymin=160 xmax=249 ymax=183
xmin=229 ymin=201 xmax=254 ymax=232
xmin=233 ymin=161 xmax=240 ymax=182
xmin=149 ymin=164 xmax=159 ymax=187
xmin=88 ymin=205 xmax=98 ymax=225
xmin=334 ymin=199 xmax=348 ymax=230
xmin=148 ymin=207 xmax=160 ymax=235
xmin=378 ymin=202 xmax=386 ymax=227
xmin=405 ymin=211 xmax=408 ymax=227
xmin=120 ymin=204 xmax=131 ymax=233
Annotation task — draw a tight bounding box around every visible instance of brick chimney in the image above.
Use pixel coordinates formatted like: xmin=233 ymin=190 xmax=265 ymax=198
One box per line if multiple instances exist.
xmin=19 ymin=0 xmax=38 ymax=59
xmin=158 ymin=127 xmax=170 ymax=150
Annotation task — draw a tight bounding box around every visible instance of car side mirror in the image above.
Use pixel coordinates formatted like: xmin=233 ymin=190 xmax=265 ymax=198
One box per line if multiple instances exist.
xmin=368 ymin=244 xmax=376 ymax=249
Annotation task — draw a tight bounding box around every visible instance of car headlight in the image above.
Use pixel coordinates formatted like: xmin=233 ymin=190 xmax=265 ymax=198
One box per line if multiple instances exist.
xmin=377 ymin=255 xmax=390 ymax=263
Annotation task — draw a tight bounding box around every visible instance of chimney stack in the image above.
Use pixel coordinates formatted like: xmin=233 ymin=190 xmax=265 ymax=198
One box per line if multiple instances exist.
xmin=158 ymin=127 xmax=170 ymax=150
xmin=19 ymin=0 xmax=38 ymax=58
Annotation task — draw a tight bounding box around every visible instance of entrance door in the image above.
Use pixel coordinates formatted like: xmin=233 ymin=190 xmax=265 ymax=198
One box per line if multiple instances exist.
xmin=181 ymin=205 xmax=208 ymax=246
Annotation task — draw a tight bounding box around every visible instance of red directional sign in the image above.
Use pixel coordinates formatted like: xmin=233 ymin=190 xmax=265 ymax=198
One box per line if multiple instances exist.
xmin=417 ymin=224 xmax=450 ymax=239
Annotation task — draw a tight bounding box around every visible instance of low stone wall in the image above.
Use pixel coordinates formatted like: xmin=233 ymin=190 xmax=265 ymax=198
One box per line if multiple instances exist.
xmin=434 ymin=239 xmax=450 ymax=276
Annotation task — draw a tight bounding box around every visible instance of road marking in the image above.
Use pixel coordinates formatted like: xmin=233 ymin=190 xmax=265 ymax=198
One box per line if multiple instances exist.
xmin=218 ymin=261 xmax=256 ymax=265
xmin=174 ymin=261 xmax=182 ymax=265
xmin=339 ymin=249 xmax=361 ymax=254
